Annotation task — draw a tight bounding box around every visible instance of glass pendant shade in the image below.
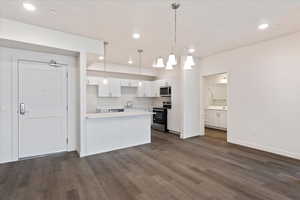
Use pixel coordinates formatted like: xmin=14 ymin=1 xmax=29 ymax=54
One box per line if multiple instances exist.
xmin=167 ymin=53 xmax=177 ymax=66
xmin=156 ymin=57 xmax=165 ymax=68
xmin=166 ymin=61 xmax=174 ymax=70
xmin=185 ymin=55 xmax=195 ymax=66
xmin=103 ymin=78 xmax=108 ymax=85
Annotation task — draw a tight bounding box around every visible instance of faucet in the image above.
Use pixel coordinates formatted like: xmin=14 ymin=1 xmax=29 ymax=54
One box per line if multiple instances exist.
xmin=125 ymin=101 xmax=133 ymax=109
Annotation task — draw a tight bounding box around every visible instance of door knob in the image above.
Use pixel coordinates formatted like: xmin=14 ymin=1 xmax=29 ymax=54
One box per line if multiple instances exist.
xmin=20 ymin=103 xmax=26 ymax=115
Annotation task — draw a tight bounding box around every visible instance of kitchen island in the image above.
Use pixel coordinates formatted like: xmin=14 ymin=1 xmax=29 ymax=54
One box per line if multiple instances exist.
xmin=85 ymin=111 xmax=152 ymax=156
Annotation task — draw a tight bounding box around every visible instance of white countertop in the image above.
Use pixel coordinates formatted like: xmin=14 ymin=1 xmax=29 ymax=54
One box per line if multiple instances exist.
xmin=206 ymin=106 xmax=228 ymax=111
xmin=86 ymin=111 xmax=153 ymax=119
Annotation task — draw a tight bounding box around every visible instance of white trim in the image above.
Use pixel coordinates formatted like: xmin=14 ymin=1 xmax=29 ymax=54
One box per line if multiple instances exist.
xmin=79 ymin=52 xmax=87 ymax=157
xmin=200 ymin=72 xmax=229 ymax=142
xmin=228 ymin=138 xmax=300 ymax=160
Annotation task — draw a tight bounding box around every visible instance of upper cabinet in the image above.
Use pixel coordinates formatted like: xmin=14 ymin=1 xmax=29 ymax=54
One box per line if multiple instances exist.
xmin=137 ymin=81 xmax=160 ymax=98
xmin=87 ymin=76 xmax=165 ymax=98
xmin=87 ymin=76 xmax=100 ymax=86
xmin=120 ymin=79 xmax=139 ymax=87
xmin=98 ymin=78 xmax=121 ymax=97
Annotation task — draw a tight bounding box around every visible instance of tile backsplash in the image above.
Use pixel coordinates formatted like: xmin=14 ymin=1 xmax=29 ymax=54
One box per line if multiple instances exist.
xmin=87 ymin=86 xmax=164 ymax=113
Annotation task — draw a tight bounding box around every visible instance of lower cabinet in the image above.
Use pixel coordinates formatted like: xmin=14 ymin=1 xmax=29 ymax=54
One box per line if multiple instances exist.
xmin=205 ymin=109 xmax=227 ymax=130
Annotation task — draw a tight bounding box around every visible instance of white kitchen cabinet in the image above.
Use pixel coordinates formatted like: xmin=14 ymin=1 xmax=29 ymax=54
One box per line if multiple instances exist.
xmin=109 ymin=78 xmax=121 ymax=97
xmin=87 ymin=76 xmax=100 ymax=85
xmin=156 ymin=79 xmax=170 ymax=88
xmin=137 ymin=81 xmax=158 ymax=97
xmin=120 ymin=79 xmax=139 ymax=87
xmin=152 ymin=81 xmax=160 ymax=97
xmin=136 ymin=81 xmax=146 ymax=97
xmin=219 ymin=110 xmax=227 ymax=129
xmin=98 ymin=78 xmax=121 ymax=97
xmin=98 ymin=78 xmax=110 ymax=97
xmin=205 ymin=109 xmax=227 ymax=130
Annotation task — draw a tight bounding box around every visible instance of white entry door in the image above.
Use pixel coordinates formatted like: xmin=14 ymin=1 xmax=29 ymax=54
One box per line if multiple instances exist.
xmin=18 ymin=60 xmax=68 ymax=158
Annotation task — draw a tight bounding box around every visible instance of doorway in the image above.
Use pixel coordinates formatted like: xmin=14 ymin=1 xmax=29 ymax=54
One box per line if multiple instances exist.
xmin=18 ymin=60 xmax=68 ymax=158
xmin=203 ymin=73 xmax=228 ymax=141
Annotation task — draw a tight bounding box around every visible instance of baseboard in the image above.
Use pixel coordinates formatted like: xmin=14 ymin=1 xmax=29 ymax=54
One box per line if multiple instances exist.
xmin=228 ymin=138 xmax=300 ymax=160
xmin=205 ymin=125 xmax=227 ymax=131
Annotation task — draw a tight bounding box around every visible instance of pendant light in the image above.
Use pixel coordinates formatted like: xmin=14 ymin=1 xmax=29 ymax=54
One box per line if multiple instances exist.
xmin=102 ymin=41 xmax=109 ymax=85
xmin=137 ymin=49 xmax=143 ymax=86
xmin=156 ymin=57 xmax=165 ymax=68
xmin=184 ymin=55 xmax=195 ymax=70
xmin=167 ymin=3 xmax=180 ymax=67
xmin=166 ymin=60 xmax=174 ymax=70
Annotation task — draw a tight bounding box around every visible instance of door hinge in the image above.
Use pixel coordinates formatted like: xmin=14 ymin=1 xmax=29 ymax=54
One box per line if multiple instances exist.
xmin=66 ymin=72 xmax=68 ymax=78
xmin=66 ymin=138 xmax=69 ymax=144
xmin=66 ymin=105 xmax=68 ymax=111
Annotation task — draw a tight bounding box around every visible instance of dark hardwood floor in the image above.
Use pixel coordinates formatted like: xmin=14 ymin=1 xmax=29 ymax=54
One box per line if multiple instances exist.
xmin=205 ymin=128 xmax=227 ymax=141
xmin=1 ymin=130 xmax=300 ymax=200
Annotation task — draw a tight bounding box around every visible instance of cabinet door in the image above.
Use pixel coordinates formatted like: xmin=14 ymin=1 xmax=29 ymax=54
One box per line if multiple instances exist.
xmin=143 ymin=81 xmax=151 ymax=97
xmin=153 ymin=81 xmax=160 ymax=97
xmin=219 ymin=111 xmax=227 ymax=129
xmin=87 ymin=76 xmax=100 ymax=85
xmin=137 ymin=82 xmax=146 ymax=97
xmin=109 ymin=78 xmax=121 ymax=97
xmin=98 ymin=78 xmax=110 ymax=97
xmin=131 ymin=80 xmax=139 ymax=87
xmin=120 ymin=79 xmax=130 ymax=87
xmin=206 ymin=110 xmax=215 ymax=126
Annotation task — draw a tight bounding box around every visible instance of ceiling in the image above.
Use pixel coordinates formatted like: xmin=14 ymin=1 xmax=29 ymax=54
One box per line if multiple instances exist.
xmin=1 ymin=0 xmax=300 ymax=67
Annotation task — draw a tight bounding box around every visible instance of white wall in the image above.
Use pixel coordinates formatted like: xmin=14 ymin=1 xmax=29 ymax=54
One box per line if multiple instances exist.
xmin=0 ymin=47 xmax=79 ymax=163
xmin=181 ymin=58 xmax=202 ymax=139
xmin=200 ymin=32 xmax=300 ymax=159
xmin=0 ymin=18 xmax=103 ymax=54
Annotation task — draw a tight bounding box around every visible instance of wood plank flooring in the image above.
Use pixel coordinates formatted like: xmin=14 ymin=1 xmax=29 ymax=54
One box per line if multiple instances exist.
xmin=1 ymin=130 xmax=300 ymax=200
xmin=205 ymin=128 xmax=227 ymax=141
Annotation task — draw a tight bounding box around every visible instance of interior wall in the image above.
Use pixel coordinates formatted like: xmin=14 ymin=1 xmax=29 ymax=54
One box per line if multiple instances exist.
xmin=182 ymin=59 xmax=202 ymax=138
xmin=199 ymin=32 xmax=300 ymax=159
xmin=0 ymin=46 xmax=79 ymax=163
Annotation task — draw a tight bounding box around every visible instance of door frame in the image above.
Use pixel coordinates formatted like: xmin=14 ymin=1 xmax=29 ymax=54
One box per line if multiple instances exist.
xmin=11 ymin=56 xmax=70 ymax=161
xmin=201 ymin=72 xmax=229 ymax=142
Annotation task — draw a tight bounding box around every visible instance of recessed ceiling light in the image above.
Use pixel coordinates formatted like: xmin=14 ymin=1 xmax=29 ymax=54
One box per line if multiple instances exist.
xmin=188 ymin=48 xmax=196 ymax=53
xmin=132 ymin=33 xmax=141 ymax=39
xmin=23 ymin=2 xmax=36 ymax=11
xmin=258 ymin=23 xmax=269 ymax=30
xmin=98 ymin=56 xmax=104 ymax=60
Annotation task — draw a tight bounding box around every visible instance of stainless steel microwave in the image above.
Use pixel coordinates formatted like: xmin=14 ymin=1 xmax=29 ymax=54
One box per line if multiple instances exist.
xmin=160 ymin=86 xmax=171 ymax=97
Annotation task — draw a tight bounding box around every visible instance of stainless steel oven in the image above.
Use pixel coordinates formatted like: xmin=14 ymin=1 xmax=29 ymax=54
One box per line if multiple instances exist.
xmin=160 ymin=86 xmax=171 ymax=97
